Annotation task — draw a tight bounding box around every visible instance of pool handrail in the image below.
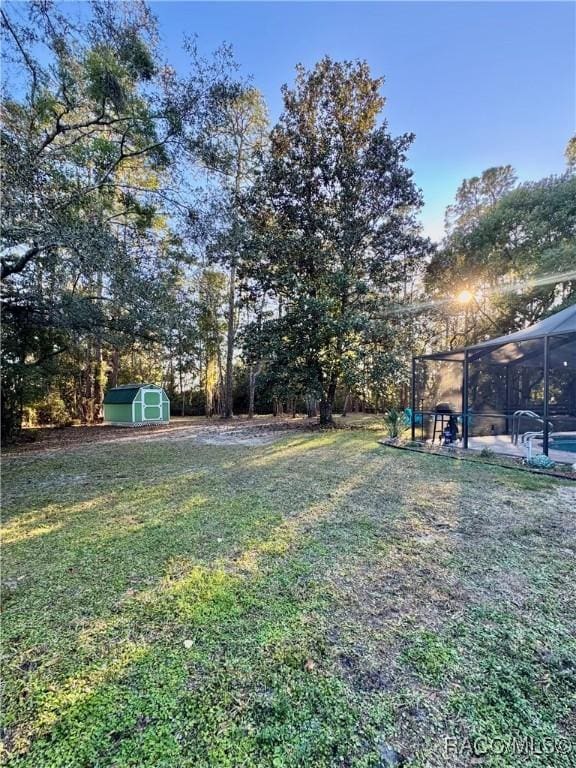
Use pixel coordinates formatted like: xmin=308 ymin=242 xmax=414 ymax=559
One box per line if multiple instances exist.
xmin=512 ymin=410 xmax=553 ymax=445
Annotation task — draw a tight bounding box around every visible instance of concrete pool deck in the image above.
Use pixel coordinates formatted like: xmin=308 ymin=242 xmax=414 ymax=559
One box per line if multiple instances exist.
xmin=464 ymin=434 xmax=576 ymax=464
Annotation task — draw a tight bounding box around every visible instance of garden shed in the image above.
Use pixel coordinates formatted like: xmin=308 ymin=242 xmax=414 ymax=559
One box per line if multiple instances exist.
xmin=103 ymin=384 xmax=170 ymax=426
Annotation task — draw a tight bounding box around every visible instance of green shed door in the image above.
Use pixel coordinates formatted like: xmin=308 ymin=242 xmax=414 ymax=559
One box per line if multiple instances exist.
xmin=142 ymin=389 xmax=163 ymax=421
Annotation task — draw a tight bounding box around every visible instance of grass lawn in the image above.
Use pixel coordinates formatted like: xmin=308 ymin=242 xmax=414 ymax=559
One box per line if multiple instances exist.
xmin=2 ymin=429 xmax=575 ymax=767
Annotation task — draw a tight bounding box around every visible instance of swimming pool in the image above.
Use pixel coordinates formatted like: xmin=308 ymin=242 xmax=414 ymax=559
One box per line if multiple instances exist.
xmin=551 ymin=438 xmax=576 ymax=454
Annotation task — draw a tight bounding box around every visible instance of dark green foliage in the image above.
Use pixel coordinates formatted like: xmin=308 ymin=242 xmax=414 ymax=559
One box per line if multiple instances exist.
xmin=0 ymin=2 xmax=239 ymax=441
xmin=383 ymin=408 xmax=402 ymax=438
xmin=444 ymin=165 xmax=517 ymax=236
xmin=427 ymin=172 xmax=576 ymax=343
xmin=243 ymin=58 xmax=429 ymax=423
xmin=34 ymin=392 xmax=73 ymax=428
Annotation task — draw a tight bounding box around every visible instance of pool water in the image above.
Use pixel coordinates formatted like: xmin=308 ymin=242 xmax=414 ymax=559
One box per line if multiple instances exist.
xmin=551 ymin=439 xmax=576 ymax=454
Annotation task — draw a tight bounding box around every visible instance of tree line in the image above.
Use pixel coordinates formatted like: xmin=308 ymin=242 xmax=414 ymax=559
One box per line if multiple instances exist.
xmin=2 ymin=1 xmax=574 ymax=442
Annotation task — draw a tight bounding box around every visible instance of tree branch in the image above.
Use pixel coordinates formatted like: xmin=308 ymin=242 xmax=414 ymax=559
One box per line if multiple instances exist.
xmin=1 ymin=9 xmax=39 ymax=100
xmin=1 ymin=242 xmax=54 ymax=280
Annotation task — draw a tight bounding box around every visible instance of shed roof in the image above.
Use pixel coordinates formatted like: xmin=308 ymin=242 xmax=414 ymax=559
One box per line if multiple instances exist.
xmin=103 ymin=384 xmax=162 ymax=405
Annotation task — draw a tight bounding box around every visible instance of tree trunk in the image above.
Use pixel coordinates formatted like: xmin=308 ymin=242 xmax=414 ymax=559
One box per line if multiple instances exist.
xmin=305 ymin=396 xmax=317 ymax=418
xmin=75 ymin=373 xmax=83 ymax=422
xmin=110 ymin=348 xmax=120 ymax=388
xmin=341 ymin=391 xmax=351 ymax=417
xmin=248 ymin=361 xmax=261 ymax=419
xmin=319 ymin=380 xmax=337 ymax=425
xmin=319 ymin=399 xmax=333 ymax=425
xmin=205 ymin=354 xmax=217 ymax=417
xmin=93 ymin=347 xmax=103 ymax=422
xmin=248 ymin=367 xmax=256 ymax=418
xmin=92 ymin=273 xmax=104 ymax=422
xmin=82 ymin=358 xmax=92 ymax=424
xmin=179 ymin=363 xmax=185 ymax=417
xmin=223 ymin=261 xmax=236 ymax=419
xmin=216 ymin=347 xmax=225 ymax=416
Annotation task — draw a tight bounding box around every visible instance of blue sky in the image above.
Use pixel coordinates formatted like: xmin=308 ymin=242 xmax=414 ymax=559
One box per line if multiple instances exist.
xmin=150 ymin=1 xmax=575 ymax=241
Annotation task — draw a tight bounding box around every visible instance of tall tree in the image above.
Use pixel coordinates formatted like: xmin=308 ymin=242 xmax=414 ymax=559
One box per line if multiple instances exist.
xmin=426 ymin=165 xmax=519 ymax=347
xmin=444 ymin=166 xmax=517 ymax=237
xmin=427 ymin=173 xmax=576 ymax=342
xmin=0 ymin=1 xmax=238 ymax=440
xmin=0 ymin=0 xmax=170 ymax=281
xmin=197 ymin=269 xmax=227 ymax=417
xmin=1 ymin=0 xmax=168 ymax=439
xmin=243 ymin=58 xmax=427 ymax=424
xmin=198 ymin=86 xmax=268 ymax=418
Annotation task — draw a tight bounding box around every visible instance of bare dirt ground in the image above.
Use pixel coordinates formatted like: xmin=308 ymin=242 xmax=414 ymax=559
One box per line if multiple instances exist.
xmin=2 ymin=415 xmax=315 ymax=458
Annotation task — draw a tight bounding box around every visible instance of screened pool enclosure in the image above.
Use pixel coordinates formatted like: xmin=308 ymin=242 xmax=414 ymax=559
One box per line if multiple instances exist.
xmin=411 ymin=304 xmax=576 ymax=459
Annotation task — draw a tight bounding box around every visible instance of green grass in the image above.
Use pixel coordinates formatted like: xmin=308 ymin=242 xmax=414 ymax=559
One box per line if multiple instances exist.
xmin=2 ymin=430 xmax=575 ymax=767
xmin=402 ymin=631 xmax=459 ymax=684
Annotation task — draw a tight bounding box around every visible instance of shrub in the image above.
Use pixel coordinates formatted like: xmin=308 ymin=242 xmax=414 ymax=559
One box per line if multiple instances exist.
xmin=384 ymin=408 xmax=402 ymax=438
xmin=525 ymin=454 xmax=556 ymax=470
xmin=479 ymin=447 xmax=494 ymax=459
xmin=22 ymin=407 xmax=38 ymax=427
xmin=35 ymin=393 xmax=73 ymax=428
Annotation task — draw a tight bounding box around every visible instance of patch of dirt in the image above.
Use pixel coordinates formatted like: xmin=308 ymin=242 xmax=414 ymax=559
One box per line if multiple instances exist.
xmin=193 ymin=429 xmax=285 ymax=446
xmin=2 ymin=417 xmax=314 ymax=458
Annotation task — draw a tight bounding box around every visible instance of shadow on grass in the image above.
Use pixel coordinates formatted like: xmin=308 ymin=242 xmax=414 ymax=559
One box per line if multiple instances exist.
xmin=3 ymin=431 xmax=574 ymax=767
xmin=3 ymin=448 xmax=393 ymax=767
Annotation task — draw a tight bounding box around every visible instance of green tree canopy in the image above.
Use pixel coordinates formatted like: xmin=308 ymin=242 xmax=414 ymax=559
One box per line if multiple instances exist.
xmin=0 ymin=0 xmax=238 ymax=440
xmin=444 ymin=165 xmax=517 ymax=237
xmin=242 ymin=57 xmax=428 ymax=423
xmin=427 ymin=173 xmax=576 ymax=342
